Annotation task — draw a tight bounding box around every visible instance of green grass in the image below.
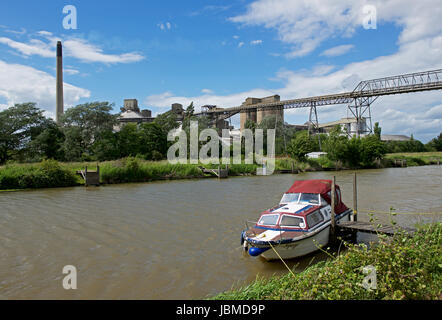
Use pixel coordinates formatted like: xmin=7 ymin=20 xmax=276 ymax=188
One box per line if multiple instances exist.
xmin=213 ymin=223 xmax=442 ymax=300
xmin=0 ymin=159 xmax=79 ymax=190
xmin=385 ymin=152 xmax=442 ymax=166
xmin=0 ymin=158 xmax=260 ymax=190
xmin=1 ymin=152 xmax=440 ymax=190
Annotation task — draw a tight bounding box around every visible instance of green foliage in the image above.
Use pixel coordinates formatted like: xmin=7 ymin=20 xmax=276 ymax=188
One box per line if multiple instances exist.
xmin=214 ymin=223 xmax=442 ymax=300
xmin=374 ymin=122 xmax=381 ymax=140
xmin=61 ymin=102 xmax=117 ymax=160
xmin=99 ymin=157 xmax=204 ymax=184
xmin=287 ymin=130 xmax=319 ymax=161
xmin=0 ymin=159 xmax=77 ymax=189
xmin=0 ymin=103 xmax=48 ymax=164
xmin=322 ymin=126 xmax=349 ymax=163
xmin=384 ymin=139 xmax=428 ymax=153
xmin=425 ymin=132 xmax=442 ymax=151
xmin=27 ymin=120 xmax=65 ymax=161
xmin=359 ymin=135 xmax=387 ymax=167
xmin=322 ymin=126 xmax=386 ymax=168
xmin=154 ymin=110 xmax=180 ymax=135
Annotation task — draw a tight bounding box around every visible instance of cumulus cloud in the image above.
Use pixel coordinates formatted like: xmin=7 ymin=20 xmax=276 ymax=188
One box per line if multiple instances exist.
xmin=229 ymin=0 xmax=442 ymax=58
xmin=0 ymin=60 xmax=90 ymax=117
xmin=250 ymin=40 xmax=263 ymax=45
xmin=238 ymin=42 xmax=245 ymax=48
xmin=0 ymin=31 xmax=145 ymax=64
xmin=144 ymin=32 xmax=442 ymax=141
xmin=142 ymin=0 xmax=440 ymax=141
xmin=0 ymin=37 xmax=53 ymax=57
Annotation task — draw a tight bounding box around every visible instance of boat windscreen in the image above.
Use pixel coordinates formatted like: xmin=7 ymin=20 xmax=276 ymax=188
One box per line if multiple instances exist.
xmin=258 ymin=214 xmax=279 ymax=226
xmin=280 ymin=193 xmax=300 ymax=204
xmin=299 ymin=193 xmax=320 ymax=204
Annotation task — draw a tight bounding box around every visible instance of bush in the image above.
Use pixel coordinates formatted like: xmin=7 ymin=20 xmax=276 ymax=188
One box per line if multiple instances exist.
xmin=0 ymin=160 xmax=77 ymax=190
xmin=288 ymin=131 xmax=319 ymax=161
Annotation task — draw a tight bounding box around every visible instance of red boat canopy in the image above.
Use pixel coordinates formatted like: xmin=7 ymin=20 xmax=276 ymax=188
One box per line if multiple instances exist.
xmin=286 ymin=179 xmax=348 ymax=214
xmin=286 ymin=179 xmax=333 ymax=195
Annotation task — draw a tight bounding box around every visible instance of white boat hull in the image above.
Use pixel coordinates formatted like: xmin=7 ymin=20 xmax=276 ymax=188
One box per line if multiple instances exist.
xmin=260 ymin=211 xmax=351 ymax=261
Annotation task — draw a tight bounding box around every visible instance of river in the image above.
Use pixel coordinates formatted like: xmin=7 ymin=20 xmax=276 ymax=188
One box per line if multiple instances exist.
xmin=0 ymin=165 xmax=441 ymax=299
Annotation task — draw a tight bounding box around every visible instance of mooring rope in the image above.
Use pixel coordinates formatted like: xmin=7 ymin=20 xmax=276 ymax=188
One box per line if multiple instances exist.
xmin=357 ymin=209 xmax=442 ymax=215
xmin=267 ymin=241 xmax=297 ymax=278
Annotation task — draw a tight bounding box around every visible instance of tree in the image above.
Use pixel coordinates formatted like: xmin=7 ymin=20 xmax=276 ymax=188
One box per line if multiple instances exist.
xmin=359 ymin=135 xmax=387 ymax=166
xmin=154 ymin=110 xmax=179 ymax=135
xmin=0 ymin=103 xmax=47 ymax=163
xmin=426 ymin=133 xmax=442 ymax=151
xmin=288 ymin=130 xmax=319 ymax=161
xmin=138 ymin=122 xmax=168 ymax=160
xmin=374 ymin=122 xmax=382 ymax=140
xmin=92 ymin=129 xmax=119 ymax=161
xmin=323 ymin=125 xmax=348 ymax=163
xmin=61 ymin=102 xmax=117 ymax=160
xmin=117 ymin=123 xmax=141 ymax=158
xmin=28 ymin=119 xmax=65 ymax=161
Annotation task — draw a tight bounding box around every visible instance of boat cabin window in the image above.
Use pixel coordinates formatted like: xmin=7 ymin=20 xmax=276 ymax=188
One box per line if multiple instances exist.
xmin=280 ymin=193 xmax=300 ymax=204
xmin=280 ymin=193 xmax=320 ymax=205
xmin=280 ymin=215 xmax=305 ymax=228
xmin=306 ymin=210 xmax=324 ymax=228
xmin=258 ymin=214 xmax=279 ymax=226
xmin=299 ymin=193 xmax=320 ymax=204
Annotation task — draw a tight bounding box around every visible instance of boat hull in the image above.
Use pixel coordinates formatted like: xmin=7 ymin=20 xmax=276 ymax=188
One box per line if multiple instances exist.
xmin=257 ymin=210 xmax=351 ymax=261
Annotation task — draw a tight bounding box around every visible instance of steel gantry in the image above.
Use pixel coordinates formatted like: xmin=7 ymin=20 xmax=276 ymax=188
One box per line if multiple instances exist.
xmin=195 ymin=68 xmax=442 ymax=135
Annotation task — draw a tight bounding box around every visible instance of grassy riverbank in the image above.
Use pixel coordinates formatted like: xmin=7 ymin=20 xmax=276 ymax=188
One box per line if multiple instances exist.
xmin=0 ymin=152 xmax=441 ymax=191
xmin=385 ymin=152 xmax=442 ymax=166
xmin=214 ymin=223 xmax=442 ymax=300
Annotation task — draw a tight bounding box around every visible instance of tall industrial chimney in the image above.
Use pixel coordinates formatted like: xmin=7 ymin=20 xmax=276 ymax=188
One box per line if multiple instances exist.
xmin=56 ymin=41 xmax=64 ymax=124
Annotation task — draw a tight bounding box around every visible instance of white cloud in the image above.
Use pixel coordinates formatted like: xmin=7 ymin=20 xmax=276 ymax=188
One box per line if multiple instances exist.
xmin=201 ymin=89 xmax=214 ymax=94
xmin=0 ymin=37 xmax=53 ymax=57
xmin=250 ymin=40 xmax=263 ymax=45
xmin=64 ymin=68 xmax=80 ymax=75
xmin=144 ymin=33 xmax=442 ymax=141
xmin=0 ymin=31 xmax=145 ymax=64
xmin=238 ymin=42 xmax=245 ymax=48
xmin=0 ymin=60 xmax=90 ymax=117
xmin=320 ymin=44 xmax=354 ymax=57
xmin=230 ymin=0 xmax=442 ymax=58
xmin=63 ymin=38 xmax=144 ymax=64
xmin=233 ymin=35 xmax=240 ymax=39
xmin=158 ymin=22 xmax=172 ymax=31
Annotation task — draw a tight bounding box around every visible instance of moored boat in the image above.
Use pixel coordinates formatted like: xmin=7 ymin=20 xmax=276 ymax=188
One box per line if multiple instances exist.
xmin=241 ymin=179 xmax=352 ymax=261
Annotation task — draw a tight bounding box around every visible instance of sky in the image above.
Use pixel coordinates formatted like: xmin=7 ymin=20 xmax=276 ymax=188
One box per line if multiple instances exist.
xmin=0 ymin=0 xmax=441 ymax=142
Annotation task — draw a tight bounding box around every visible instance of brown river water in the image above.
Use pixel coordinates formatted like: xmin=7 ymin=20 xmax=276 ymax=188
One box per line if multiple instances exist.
xmin=0 ymin=165 xmax=441 ymax=299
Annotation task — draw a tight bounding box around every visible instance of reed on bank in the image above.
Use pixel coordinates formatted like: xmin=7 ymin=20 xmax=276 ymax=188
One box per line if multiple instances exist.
xmin=213 ymin=223 xmax=442 ymax=300
xmin=0 ymin=152 xmax=441 ymax=190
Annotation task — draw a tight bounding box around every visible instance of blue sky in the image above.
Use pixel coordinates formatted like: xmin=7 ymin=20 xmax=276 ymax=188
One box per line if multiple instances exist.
xmin=0 ymin=0 xmax=441 ymax=141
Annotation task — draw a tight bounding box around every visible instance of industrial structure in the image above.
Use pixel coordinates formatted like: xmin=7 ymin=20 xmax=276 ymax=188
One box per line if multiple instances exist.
xmin=118 ymin=99 xmax=155 ymax=124
xmin=56 ymin=41 xmax=64 ymax=124
xmin=117 ymin=100 xmax=186 ymax=126
xmin=196 ymin=69 xmax=442 ymax=136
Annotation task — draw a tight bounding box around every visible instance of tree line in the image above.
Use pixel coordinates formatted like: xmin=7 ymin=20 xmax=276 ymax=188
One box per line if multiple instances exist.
xmin=0 ymin=101 xmax=440 ymax=166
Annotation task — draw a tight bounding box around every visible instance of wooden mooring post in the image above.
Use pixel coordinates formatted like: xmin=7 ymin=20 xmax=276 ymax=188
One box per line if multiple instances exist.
xmin=353 ymin=172 xmax=358 ymax=222
xmin=330 ymin=176 xmax=337 ymax=244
